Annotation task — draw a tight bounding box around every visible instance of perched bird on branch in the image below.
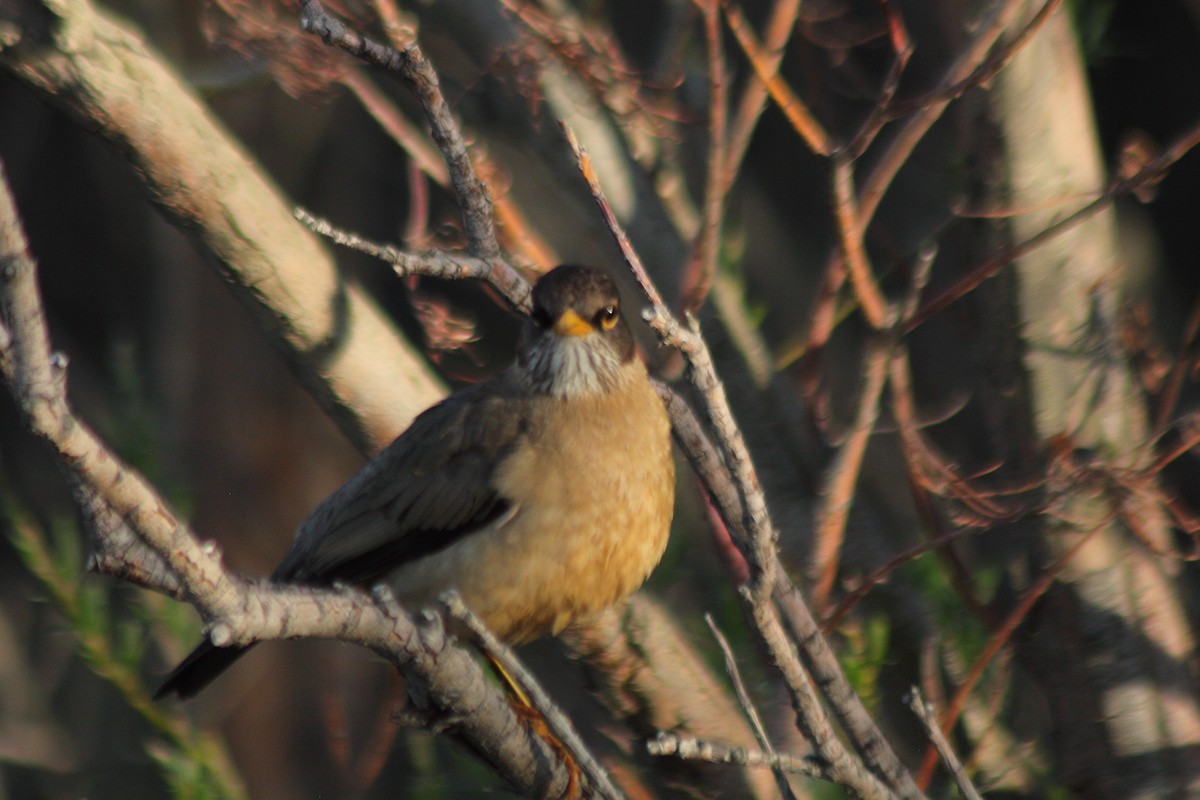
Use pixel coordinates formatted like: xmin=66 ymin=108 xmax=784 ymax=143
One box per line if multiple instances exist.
xmin=156 ymin=264 xmax=675 ymax=699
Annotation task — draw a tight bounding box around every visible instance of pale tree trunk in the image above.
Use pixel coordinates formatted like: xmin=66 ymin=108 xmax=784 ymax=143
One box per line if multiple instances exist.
xmin=993 ymin=6 xmax=1200 ymax=797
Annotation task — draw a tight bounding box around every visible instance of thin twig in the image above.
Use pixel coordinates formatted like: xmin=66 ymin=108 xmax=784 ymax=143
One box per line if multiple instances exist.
xmin=888 ymin=0 xmax=1064 ymax=118
xmin=570 ymin=129 xmax=920 ymax=798
xmin=745 ymin=586 xmax=896 ymax=799
xmin=647 ymin=732 xmax=824 ymax=779
xmin=298 ymin=0 xmax=500 ymax=262
xmin=908 ymin=119 xmax=1200 ymax=331
xmin=832 ymin=156 xmax=891 ymax=329
xmin=339 ymin=70 xmax=449 ymax=184
xmin=561 ymin=123 xmax=670 ymax=313
xmin=681 ymin=0 xmax=728 ymax=313
xmin=496 ymin=0 xmax=670 ymax=166
xmin=295 ymin=208 xmax=532 ymax=312
xmin=657 ymin=383 xmax=752 ymax=584
xmin=820 ymin=521 xmax=984 ymax=634
xmin=889 ymin=349 xmax=1024 ymax=521
xmin=0 ymin=159 xmax=576 ymax=800
xmin=650 ymin=316 xmax=907 ymax=800
xmin=724 ymin=0 xmax=802 ymax=189
xmin=643 ymin=310 xmax=775 ymax=593
xmin=339 ymin=70 xmax=558 ymax=270
xmin=810 ymin=336 xmax=891 ymax=610
xmin=1153 ymin=297 xmax=1200 ymax=429
xmin=857 ymin=0 xmax=1026 ymax=225
xmin=915 ymin=518 xmax=1108 ymax=787
xmin=784 ymin=256 xmax=847 ymax=398
xmin=769 ymin=567 xmax=923 ymax=799
xmin=721 ymin=0 xmax=832 ymax=155
xmin=841 ymin=1 xmax=914 ymax=159
xmin=442 ymin=592 xmax=625 ymax=800
xmin=905 ymin=687 xmax=983 ymax=800
xmin=1 ymin=0 xmax=448 ymax=455
xmin=705 ymin=614 xmax=798 ymax=800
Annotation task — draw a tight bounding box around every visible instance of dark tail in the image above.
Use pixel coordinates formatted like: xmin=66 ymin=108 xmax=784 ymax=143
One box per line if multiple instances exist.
xmin=154 ymin=639 xmax=256 ymax=700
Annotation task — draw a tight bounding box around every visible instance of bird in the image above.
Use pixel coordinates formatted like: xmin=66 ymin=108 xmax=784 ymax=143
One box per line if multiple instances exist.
xmin=156 ymin=264 xmax=676 ymax=700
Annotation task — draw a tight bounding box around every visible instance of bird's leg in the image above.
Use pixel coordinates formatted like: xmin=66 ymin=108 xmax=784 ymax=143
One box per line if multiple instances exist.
xmin=484 ymin=652 xmax=583 ymax=800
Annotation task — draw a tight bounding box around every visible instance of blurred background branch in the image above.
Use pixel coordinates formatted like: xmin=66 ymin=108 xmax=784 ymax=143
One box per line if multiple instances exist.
xmin=3 ymin=0 xmax=1200 ymax=797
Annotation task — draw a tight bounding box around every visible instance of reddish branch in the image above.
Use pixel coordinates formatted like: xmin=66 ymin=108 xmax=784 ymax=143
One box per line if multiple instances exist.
xmin=809 ymin=335 xmax=890 ymax=610
xmin=909 ymin=120 xmax=1200 ymax=332
xmin=680 ymin=0 xmax=729 ymax=313
xmin=887 ymin=0 xmax=1064 ymax=118
xmin=831 ymin=157 xmax=891 ymax=329
xmin=567 ymin=125 xmax=925 ymax=798
xmin=724 ymin=0 xmax=802 ymax=188
xmin=915 ymin=517 xmax=1109 ymax=789
xmin=841 ymin=0 xmax=913 ymax=159
xmin=856 ymin=0 xmax=1026 ymax=226
xmin=721 ymin=0 xmax=832 ymax=155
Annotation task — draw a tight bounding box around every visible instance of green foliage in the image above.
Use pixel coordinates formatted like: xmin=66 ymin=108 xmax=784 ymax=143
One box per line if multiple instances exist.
xmin=835 ymin=613 xmax=890 ymax=711
xmin=104 ymin=337 xmax=161 ymax=480
xmin=148 ymin=742 xmax=233 ymax=800
xmin=711 ymin=249 xmax=766 ymax=329
xmin=901 ymin=552 xmax=995 ymax=667
xmin=1067 ymin=0 xmax=1119 ymax=65
xmin=5 ymin=506 xmax=245 ymax=800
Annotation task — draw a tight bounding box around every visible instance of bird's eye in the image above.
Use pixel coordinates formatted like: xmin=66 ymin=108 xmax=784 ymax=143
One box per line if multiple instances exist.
xmin=531 ymin=306 xmax=553 ymax=328
xmin=596 ymin=305 xmax=619 ymax=330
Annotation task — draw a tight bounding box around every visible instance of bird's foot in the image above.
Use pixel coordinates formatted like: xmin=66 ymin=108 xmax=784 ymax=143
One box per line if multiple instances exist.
xmin=510 ymin=698 xmax=583 ymax=800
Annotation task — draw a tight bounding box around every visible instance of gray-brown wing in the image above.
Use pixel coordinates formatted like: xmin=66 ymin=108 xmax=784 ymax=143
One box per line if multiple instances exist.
xmin=272 ymin=375 xmax=529 ymax=586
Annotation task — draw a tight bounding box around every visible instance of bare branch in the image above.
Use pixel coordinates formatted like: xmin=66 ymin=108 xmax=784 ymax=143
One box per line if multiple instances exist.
xmin=647 ymin=732 xmax=824 ymax=779
xmin=295 ymin=208 xmax=532 ymax=313
xmin=721 ymin=0 xmax=832 ymax=155
xmin=705 ymin=614 xmax=798 ymax=800
xmin=563 ymin=596 xmax=779 ymax=800
xmin=680 ymin=0 xmax=728 ymax=313
xmin=568 ymin=129 xmax=922 ymax=797
xmin=444 ymin=592 xmax=623 ymax=800
xmin=0 ymin=0 xmax=446 ymax=453
xmin=724 ymin=0 xmax=802 ymax=187
xmin=298 ymin=0 xmax=500 ymax=262
xmin=770 ymin=567 xmax=924 ymax=799
xmin=888 ymin=0 xmax=1064 ymax=118
xmin=338 ymin=69 xmax=558 ymax=270
xmin=856 ymin=0 xmax=1027 ymax=226
xmin=841 ymin=2 xmax=914 ymax=158
xmin=906 ymin=687 xmax=983 ymax=800
xmin=909 ymin=118 xmax=1200 ymax=331
xmin=831 ymin=156 xmax=891 ymax=329
xmin=70 ymin=475 xmax=186 ymax=601
xmin=810 ymin=335 xmax=890 ymax=609
xmin=0 ymin=158 xmax=580 ymax=800
xmin=650 ymin=266 xmax=915 ymax=800
xmin=744 ymin=584 xmax=896 ymax=799
xmin=562 ymin=124 xmax=671 ymax=313
xmin=915 ymin=517 xmax=1108 ymax=787
xmin=644 ymin=310 xmax=776 ymax=593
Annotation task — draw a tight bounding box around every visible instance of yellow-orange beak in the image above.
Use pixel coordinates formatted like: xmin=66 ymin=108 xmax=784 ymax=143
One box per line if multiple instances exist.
xmin=553 ymin=308 xmax=593 ymax=337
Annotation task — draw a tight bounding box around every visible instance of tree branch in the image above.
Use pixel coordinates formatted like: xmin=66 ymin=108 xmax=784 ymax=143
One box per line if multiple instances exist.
xmin=0 ymin=157 xmax=583 ymax=800
xmin=299 ymin=0 xmax=502 ymax=264
xmin=0 ymin=0 xmax=446 ymax=454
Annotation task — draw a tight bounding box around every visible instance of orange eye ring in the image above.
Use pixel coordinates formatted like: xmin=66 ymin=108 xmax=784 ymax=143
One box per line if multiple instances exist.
xmin=597 ymin=305 xmax=619 ymax=330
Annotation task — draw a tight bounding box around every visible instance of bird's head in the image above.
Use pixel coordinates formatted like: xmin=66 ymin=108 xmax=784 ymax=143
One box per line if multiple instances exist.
xmin=518 ymin=265 xmax=636 ymax=397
